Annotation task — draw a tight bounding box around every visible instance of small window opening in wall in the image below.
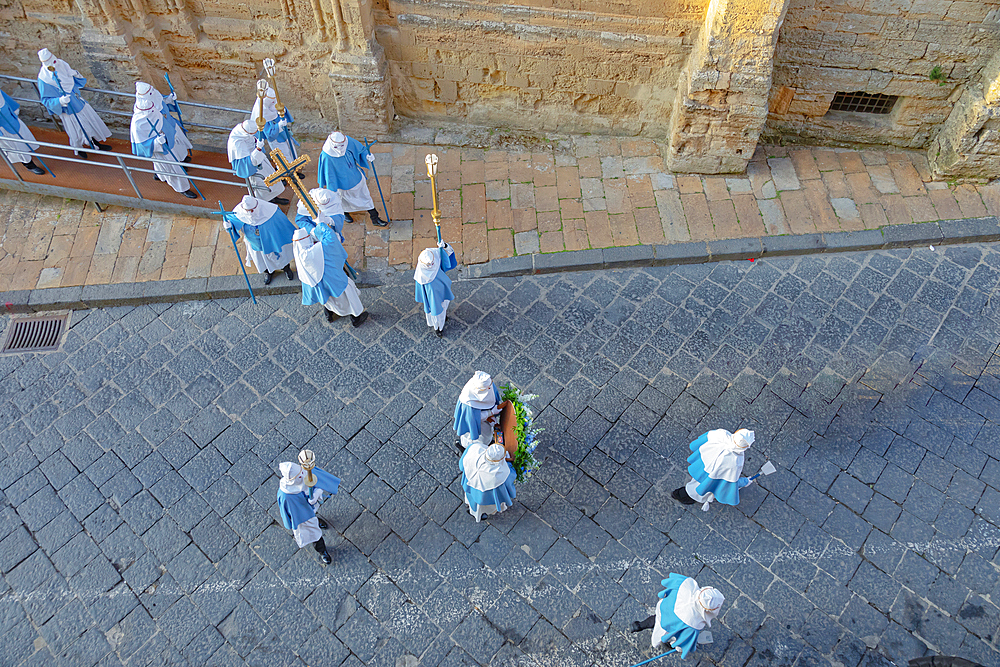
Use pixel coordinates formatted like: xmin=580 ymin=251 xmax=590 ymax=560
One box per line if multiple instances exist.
xmin=828 ymin=91 xmax=898 ymax=114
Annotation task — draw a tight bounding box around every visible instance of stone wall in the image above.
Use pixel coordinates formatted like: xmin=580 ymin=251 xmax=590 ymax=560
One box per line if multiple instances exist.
xmin=376 ymin=0 xmax=709 ymax=137
xmin=766 ymin=0 xmax=1000 ymax=150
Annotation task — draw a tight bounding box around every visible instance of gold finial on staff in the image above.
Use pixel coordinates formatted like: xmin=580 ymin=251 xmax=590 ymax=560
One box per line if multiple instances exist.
xmin=262 ymin=58 xmax=286 ymax=118
xmin=254 ymin=80 xmax=268 ymax=134
xmin=298 ymin=449 xmax=317 ymax=488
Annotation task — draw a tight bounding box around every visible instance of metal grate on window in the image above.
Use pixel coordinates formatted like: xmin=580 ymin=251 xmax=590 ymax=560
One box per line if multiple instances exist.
xmin=828 ymin=91 xmax=898 ymax=115
xmin=1 ymin=313 xmax=70 ymax=354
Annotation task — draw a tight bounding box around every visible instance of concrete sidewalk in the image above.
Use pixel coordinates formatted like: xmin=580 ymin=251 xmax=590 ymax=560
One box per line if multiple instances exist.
xmin=2 ymin=132 xmax=1000 ymax=298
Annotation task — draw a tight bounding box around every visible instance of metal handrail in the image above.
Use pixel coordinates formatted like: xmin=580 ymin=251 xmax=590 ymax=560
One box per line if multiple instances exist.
xmin=0 ymin=134 xmax=251 ymax=202
xmin=0 ymin=73 xmax=248 ymax=132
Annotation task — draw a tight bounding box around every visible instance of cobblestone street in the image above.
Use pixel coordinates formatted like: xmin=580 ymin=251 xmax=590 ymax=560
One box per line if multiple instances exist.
xmin=2 ymin=244 xmax=1000 ymax=666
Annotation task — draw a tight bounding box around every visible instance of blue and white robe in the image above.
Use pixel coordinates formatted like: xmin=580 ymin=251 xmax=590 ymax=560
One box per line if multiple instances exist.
xmin=317 ymin=134 xmax=375 ymax=212
xmin=36 ymin=66 xmax=110 ymax=149
xmin=138 ymin=90 xmax=192 ymax=154
xmin=460 ymin=442 xmax=516 ymax=522
xmin=277 ymin=467 xmax=340 ymax=547
xmin=227 ymin=122 xmax=285 ymax=201
xmin=293 ymin=222 xmax=363 ymax=317
xmin=454 ymin=383 xmax=501 ymax=448
xmin=130 ymin=106 xmax=190 ymax=194
xmin=229 ymin=199 xmax=296 ymax=273
xmin=414 ymin=244 xmax=457 ymax=330
xmin=0 ymin=91 xmax=39 ymax=164
xmin=652 ymin=574 xmax=714 ymax=656
xmin=686 ymin=430 xmax=751 ymax=508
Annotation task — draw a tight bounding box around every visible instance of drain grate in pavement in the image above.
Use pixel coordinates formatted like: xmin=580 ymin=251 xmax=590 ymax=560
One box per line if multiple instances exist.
xmin=1 ymin=313 xmax=70 ymax=354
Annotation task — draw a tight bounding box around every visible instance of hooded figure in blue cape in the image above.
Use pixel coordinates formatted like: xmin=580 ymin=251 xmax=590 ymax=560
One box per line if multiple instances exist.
xmin=630 ymin=574 xmax=724 ymax=657
xmin=36 ymin=48 xmax=111 ymax=156
xmin=129 ymin=96 xmax=196 ymax=198
xmin=227 ymin=119 xmax=287 ymax=204
xmin=316 ymin=131 xmax=385 ymax=226
xmin=0 ymin=90 xmax=44 ymax=175
xmin=223 ymin=195 xmax=296 ymax=284
xmin=135 ymin=81 xmax=192 ymax=160
xmin=460 ymin=443 xmax=516 ymax=522
xmin=672 ymin=428 xmax=754 ymax=511
xmin=454 ymin=371 xmax=501 ymax=449
xmin=277 ymin=461 xmax=340 ymax=564
xmin=295 ymin=188 xmax=345 ymax=242
xmin=292 ymin=225 xmax=368 ymax=327
xmin=414 ymin=241 xmax=457 ymax=336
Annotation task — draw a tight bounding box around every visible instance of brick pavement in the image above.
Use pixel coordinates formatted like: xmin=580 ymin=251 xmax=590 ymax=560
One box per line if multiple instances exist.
xmin=1 ymin=245 xmax=1000 ymax=665
xmin=3 ymin=138 xmax=1000 ymax=292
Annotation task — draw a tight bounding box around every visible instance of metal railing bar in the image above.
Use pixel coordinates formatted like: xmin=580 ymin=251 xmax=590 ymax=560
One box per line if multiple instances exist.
xmin=0 ymin=149 xmax=24 ymax=182
xmin=115 ymin=155 xmax=144 ymax=199
xmin=18 ymin=138 xmax=240 ymax=174
xmin=5 ymin=94 xmax=236 ymax=132
xmin=0 ymin=73 xmax=247 ymax=115
xmin=17 ymin=151 xmax=249 ymax=189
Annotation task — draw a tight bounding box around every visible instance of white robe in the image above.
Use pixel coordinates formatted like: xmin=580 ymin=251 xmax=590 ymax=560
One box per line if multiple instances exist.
xmin=61 ymin=104 xmax=111 ymax=151
xmin=292 ymin=516 xmax=322 ymax=548
xmin=232 ymin=202 xmax=294 ymax=274
xmin=425 ymin=300 xmax=450 ymax=330
xmin=130 ymin=109 xmax=191 ymax=195
xmin=325 ymin=278 xmax=364 ymax=317
xmin=227 ymin=124 xmax=285 ymax=201
xmin=0 ymin=119 xmax=38 ymax=164
xmin=339 ymin=178 xmax=375 ymax=212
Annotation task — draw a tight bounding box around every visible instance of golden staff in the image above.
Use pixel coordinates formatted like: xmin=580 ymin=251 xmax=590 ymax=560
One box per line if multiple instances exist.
xmin=425 ymin=154 xmax=442 ymax=244
xmin=262 ymin=58 xmax=298 ymax=159
xmin=254 ymin=80 xmax=268 ymax=135
xmin=298 ymin=449 xmax=317 ymax=488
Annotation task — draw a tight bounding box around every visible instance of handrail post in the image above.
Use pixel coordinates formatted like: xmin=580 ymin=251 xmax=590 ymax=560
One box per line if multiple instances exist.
xmin=115 ymin=155 xmax=144 ymax=199
xmin=0 ymin=149 xmax=24 ymax=182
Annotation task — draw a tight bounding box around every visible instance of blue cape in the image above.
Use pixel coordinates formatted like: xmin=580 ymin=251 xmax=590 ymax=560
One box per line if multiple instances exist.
xmin=295 ymin=211 xmax=345 ymax=242
xmin=459 ymin=447 xmax=516 ymax=513
xmin=317 ymin=135 xmax=370 ymax=191
xmin=37 ymin=77 xmax=87 ymax=115
xmin=686 ymin=432 xmax=749 ymax=505
xmin=299 ymin=223 xmax=350 ymax=306
xmin=415 ymin=246 xmax=457 ymax=316
xmin=229 ymin=206 xmax=296 ymax=255
xmin=656 ymin=573 xmax=704 ymax=658
xmin=0 ymin=92 xmax=22 ymax=135
xmin=277 ymin=467 xmax=341 ymax=531
xmin=453 ymin=385 xmax=500 ymax=440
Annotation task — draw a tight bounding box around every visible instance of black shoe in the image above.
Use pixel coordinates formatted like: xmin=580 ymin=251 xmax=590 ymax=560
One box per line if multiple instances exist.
xmin=326 ymin=309 xmax=336 ymax=323
xmin=671 ymin=487 xmax=696 ymax=505
xmin=182 ymin=155 xmax=192 ymax=163
xmin=75 ymin=151 xmax=88 ymax=160
xmin=93 ymin=140 xmax=111 ymax=151
xmin=350 ymin=312 xmax=369 ymax=328
xmin=263 ymin=271 xmax=273 ymax=285
xmin=320 ymin=548 xmax=332 ymax=564
xmin=270 ymin=197 xmax=290 ymax=206
xmin=369 ymin=208 xmax=387 ymax=227
xmin=182 ymin=190 xmax=197 ymax=199
xmin=153 ymin=174 xmax=161 ymax=181
xmin=343 ymin=212 xmax=354 ymax=223
xmin=296 ymin=171 xmax=305 ymax=180
xmin=453 ymin=438 xmax=463 ymax=456
xmin=317 ymin=518 xmax=329 ymax=530
xmin=435 ymin=328 xmax=443 ymax=338
xmin=630 ymin=621 xmax=644 ymax=633
xmin=24 ymin=161 xmax=45 ymax=175
xmin=283 ymin=265 xmax=295 ymax=281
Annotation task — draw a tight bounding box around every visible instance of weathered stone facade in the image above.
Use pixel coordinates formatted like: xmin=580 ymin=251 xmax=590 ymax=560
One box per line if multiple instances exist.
xmin=2 ymin=0 xmax=1000 ymax=178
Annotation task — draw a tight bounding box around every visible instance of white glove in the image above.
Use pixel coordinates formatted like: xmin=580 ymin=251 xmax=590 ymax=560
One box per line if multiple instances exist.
xmin=59 ymin=95 xmax=71 ymax=106
xmin=437 ymin=240 xmax=447 ymax=248
xmin=223 ymin=218 xmax=233 ymax=230
xmin=164 ymin=93 xmax=176 ymax=103
xmin=278 ymin=119 xmax=288 ymax=129
xmin=250 ymin=149 xmax=265 ymax=165
xmin=309 ymin=489 xmax=325 ymax=506
xmin=154 ymin=134 xmax=166 ymax=146
xmin=489 ymin=405 xmax=502 ymax=416
xmin=13 ymin=107 xmax=19 ymax=116
xmin=366 ymin=154 xmax=376 ymax=163
xmin=744 ymin=476 xmax=755 ymax=487
xmin=255 ymin=139 xmax=266 ymax=151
